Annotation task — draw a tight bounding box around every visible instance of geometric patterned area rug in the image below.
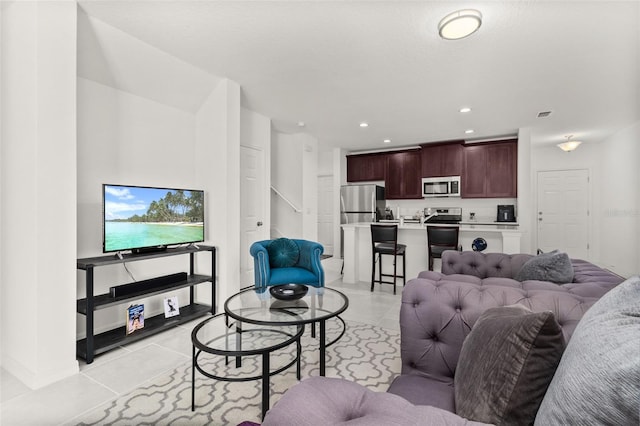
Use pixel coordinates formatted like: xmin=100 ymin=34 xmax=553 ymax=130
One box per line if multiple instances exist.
xmin=73 ymin=320 xmax=401 ymax=425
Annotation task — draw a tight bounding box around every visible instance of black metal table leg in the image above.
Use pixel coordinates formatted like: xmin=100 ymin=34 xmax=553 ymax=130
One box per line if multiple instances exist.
xmin=296 ymin=336 xmax=302 ymax=380
xmin=235 ymin=321 xmax=242 ymax=368
xmin=319 ymin=319 xmax=326 ymax=376
xmin=191 ymin=345 xmax=196 ymax=411
xmin=262 ymin=352 xmax=270 ymax=420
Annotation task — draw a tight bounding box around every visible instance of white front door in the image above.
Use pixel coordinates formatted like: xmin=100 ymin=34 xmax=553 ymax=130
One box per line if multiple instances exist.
xmin=537 ymin=169 xmax=590 ymax=259
xmin=240 ymin=146 xmax=266 ymax=286
xmin=317 ymin=175 xmax=334 ymax=256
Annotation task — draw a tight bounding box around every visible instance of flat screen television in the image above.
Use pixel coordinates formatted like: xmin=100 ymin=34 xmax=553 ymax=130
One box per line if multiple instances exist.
xmin=103 ymin=184 xmax=205 ymax=253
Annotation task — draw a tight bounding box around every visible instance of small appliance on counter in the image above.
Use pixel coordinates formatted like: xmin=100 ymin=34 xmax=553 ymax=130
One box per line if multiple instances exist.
xmin=383 ymin=207 xmax=394 ymax=220
xmin=497 ymin=205 xmax=516 ymax=222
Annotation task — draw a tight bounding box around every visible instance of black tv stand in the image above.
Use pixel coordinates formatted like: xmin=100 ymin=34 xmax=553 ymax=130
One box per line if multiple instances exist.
xmin=77 ymin=245 xmax=216 ymax=364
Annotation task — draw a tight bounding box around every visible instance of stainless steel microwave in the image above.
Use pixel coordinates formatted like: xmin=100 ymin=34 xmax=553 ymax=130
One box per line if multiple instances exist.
xmin=422 ymin=176 xmax=461 ymax=198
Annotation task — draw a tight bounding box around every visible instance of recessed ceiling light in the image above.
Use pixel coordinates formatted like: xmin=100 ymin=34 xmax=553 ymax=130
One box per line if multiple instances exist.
xmin=465 ymin=129 xmax=475 ymax=134
xmin=360 ymin=122 xmax=369 ymax=128
xmin=383 ymin=139 xmax=391 ymax=144
xmin=438 ymin=9 xmax=482 ymax=40
xmin=459 ymin=107 xmax=472 ymax=113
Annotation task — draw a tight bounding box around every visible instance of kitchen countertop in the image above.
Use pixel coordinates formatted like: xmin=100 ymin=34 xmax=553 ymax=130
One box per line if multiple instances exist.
xmin=459 ymin=221 xmax=519 ymax=226
xmin=341 ymin=221 xmax=523 ymax=284
xmin=343 ymin=222 xmax=520 ymax=232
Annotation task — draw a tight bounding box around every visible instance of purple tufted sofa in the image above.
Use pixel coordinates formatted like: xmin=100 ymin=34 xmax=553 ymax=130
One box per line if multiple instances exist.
xmin=386 ymin=250 xmax=624 ymax=410
xmin=262 ymin=251 xmax=626 ymax=425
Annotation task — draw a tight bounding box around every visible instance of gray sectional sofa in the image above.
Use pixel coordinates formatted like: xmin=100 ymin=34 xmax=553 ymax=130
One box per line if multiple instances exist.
xmin=263 ymin=251 xmax=639 ymax=425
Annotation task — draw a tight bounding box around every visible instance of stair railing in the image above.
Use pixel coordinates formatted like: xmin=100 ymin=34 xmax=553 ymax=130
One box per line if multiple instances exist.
xmin=271 ymin=186 xmax=302 ymax=213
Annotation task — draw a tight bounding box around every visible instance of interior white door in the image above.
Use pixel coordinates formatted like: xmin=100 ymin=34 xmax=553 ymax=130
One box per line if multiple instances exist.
xmin=240 ymin=146 xmax=266 ymax=286
xmin=317 ymin=175 xmax=334 ymax=256
xmin=537 ymin=169 xmax=589 ymax=259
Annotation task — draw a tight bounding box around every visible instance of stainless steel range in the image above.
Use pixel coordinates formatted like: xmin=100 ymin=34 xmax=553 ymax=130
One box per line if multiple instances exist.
xmin=423 ymin=207 xmax=462 ymax=224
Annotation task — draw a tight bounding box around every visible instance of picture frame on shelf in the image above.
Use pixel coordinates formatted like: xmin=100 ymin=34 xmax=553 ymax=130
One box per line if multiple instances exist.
xmin=126 ymin=304 xmax=145 ymax=335
xmin=164 ymin=296 xmax=180 ymax=318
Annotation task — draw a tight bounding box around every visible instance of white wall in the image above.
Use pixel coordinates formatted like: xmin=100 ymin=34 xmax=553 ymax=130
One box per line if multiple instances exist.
xmin=597 ymin=121 xmax=640 ymax=277
xmin=302 ymin=135 xmax=319 ymax=241
xmin=1 ymin=0 xmax=79 ymax=388
xmin=531 ymin=140 xmax=602 ymax=263
xmin=195 ymin=79 xmax=242 ymax=306
xmin=530 ymin=125 xmax=640 ymax=278
xmin=0 ymin=3 xmax=249 ymax=388
xmin=77 ymin=78 xmax=199 ymax=335
xmin=270 ymin=132 xmax=319 ymax=240
xmin=271 ymin=132 xmax=302 ymax=237
xmin=516 ymin=128 xmax=534 ymax=254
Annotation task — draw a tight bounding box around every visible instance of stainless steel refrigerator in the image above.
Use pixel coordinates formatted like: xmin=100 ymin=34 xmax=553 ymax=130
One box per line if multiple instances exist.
xmin=340 ymin=184 xmax=385 ymax=257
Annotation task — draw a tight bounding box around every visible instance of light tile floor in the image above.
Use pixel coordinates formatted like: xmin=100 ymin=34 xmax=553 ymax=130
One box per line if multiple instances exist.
xmin=0 ymin=258 xmax=404 ymax=426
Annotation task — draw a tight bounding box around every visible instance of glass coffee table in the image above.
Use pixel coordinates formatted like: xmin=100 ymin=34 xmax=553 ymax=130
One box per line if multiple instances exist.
xmin=191 ymin=312 xmax=303 ymax=419
xmin=224 ymin=285 xmax=349 ymax=376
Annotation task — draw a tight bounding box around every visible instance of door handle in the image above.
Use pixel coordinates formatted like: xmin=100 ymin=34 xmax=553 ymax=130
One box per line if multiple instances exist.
xmin=257 ymin=221 xmax=263 ymax=227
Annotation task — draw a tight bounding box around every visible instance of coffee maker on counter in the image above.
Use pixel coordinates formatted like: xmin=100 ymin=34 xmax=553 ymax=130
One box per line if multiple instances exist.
xmin=383 ymin=207 xmax=394 ymax=220
xmin=497 ymin=205 xmax=516 ymax=222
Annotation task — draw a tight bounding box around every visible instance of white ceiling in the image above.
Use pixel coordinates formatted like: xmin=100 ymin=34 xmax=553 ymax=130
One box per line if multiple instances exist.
xmin=77 ymin=0 xmax=639 ymax=152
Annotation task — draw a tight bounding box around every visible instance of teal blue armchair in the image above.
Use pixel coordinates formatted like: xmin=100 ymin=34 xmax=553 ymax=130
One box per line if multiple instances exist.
xmin=250 ymin=239 xmax=325 ymax=291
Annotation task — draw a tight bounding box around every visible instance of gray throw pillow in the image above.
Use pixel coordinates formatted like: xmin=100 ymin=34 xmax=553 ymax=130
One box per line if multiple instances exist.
xmin=455 ymin=304 xmax=565 ymax=426
xmin=534 ymin=275 xmax=640 ymax=426
xmin=514 ymin=250 xmax=574 ymax=283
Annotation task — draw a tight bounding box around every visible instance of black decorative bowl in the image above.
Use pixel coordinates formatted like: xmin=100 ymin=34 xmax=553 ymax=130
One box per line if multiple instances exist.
xmin=269 ymin=284 xmax=309 ymax=301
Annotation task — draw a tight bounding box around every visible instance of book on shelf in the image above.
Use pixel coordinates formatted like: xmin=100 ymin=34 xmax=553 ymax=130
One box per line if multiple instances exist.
xmin=126 ymin=304 xmax=145 ymax=335
xmin=164 ymin=295 xmax=180 ymax=318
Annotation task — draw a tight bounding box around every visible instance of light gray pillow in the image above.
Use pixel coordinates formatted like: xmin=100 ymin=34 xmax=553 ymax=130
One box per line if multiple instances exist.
xmin=455 ymin=304 xmax=565 ymax=425
xmin=515 ymin=250 xmax=574 ymax=283
xmin=534 ymin=275 xmax=640 ymax=425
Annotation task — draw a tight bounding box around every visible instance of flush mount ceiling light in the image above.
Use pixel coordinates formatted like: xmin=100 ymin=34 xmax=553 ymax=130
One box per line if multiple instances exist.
xmin=359 ymin=122 xmax=369 ymax=128
xmin=557 ymin=135 xmax=583 ymax=152
xmin=438 ymin=9 xmax=482 ymax=40
xmin=465 ymin=129 xmax=475 ymax=134
xmin=459 ymin=107 xmax=472 ymax=113
xmin=383 ymin=139 xmax=391 ymax=144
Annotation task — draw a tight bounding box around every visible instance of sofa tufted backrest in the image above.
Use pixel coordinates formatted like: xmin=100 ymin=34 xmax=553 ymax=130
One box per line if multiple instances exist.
xmin=441 ymin=251 xmax=534 ymax=278
xmin=398 ymin=277 xmax=597 ymax=385
xmin=441 ymin=251 xmax=624 ymax=287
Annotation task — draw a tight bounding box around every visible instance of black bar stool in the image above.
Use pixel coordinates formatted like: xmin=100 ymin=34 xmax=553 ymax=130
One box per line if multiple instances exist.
xmin=426 ymin=226 xmax=460 ymax=271
xmin=370 ymin=224 xmax=406 ymax=294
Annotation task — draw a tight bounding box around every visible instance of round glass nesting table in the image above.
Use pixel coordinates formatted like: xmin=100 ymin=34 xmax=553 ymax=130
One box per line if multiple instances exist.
xmin=191 ymin=312 xmax=303 ymax=419
xmin=224 ymin=285 xmax=349 ymax=376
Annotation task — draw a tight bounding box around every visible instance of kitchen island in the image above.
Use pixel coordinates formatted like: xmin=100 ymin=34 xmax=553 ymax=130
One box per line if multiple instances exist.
xmin=341 ymin=222 xmax=522 ymax=284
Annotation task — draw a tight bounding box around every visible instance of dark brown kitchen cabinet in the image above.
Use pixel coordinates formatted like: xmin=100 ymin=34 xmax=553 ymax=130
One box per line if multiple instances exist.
xmin=386 ymin=149 xmax=422 ymax=199
xmin=421 ymin=141 xmax=463 ymax=177
xmin=462 ymin=139 xmax=517 ymax=198
xmin=346 ymin=152 xmax=387 ymax=182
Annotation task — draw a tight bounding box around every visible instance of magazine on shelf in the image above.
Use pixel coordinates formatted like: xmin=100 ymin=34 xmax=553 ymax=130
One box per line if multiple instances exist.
xmin=126 ymin=304 xmax=145 ymax=335
xmin=164 ymin=296 xmax=180 ymax=318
